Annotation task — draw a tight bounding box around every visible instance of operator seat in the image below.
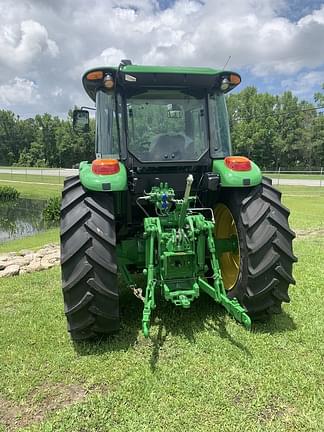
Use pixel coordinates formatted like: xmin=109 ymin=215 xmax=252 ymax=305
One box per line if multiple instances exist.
xmin=149 ymin=133 xmax=187 ymax=160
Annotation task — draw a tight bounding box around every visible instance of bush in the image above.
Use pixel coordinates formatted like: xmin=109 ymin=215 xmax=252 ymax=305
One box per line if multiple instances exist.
xmin=43 ymin=196 xmax=61 ymax=223
xmin=0 ymin=186 xmax=20 ymax=201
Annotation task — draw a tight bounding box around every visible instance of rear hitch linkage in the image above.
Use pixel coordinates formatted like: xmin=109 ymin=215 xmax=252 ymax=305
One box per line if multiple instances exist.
xmin=125 ymin=175 xmax=251 ymax=337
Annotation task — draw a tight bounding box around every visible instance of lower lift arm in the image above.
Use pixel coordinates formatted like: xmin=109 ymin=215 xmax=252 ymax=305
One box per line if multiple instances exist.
xmin=142 ymin=227 xmax=157 ymax=337
xmin=198 ymin=224 xmax=251 ymax=330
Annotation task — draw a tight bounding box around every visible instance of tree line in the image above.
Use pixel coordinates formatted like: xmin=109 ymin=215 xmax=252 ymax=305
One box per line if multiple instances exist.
xmin=0 ymin=111 xmax=95 ymax=168
xmin=227 ymin=86 xmax=324 ymax=169
xmin=0 ymin=86 xmax=323 ymax=169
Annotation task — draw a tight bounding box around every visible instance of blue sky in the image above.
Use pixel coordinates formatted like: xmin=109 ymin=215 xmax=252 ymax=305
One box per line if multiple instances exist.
xmin=0 ymin=0 xmax=324 ymax=117
xmin=280 ymin=0 xmax=324 ymax=20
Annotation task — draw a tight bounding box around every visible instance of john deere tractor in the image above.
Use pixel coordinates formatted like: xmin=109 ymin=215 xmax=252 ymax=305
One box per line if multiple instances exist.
xmin=60 ymin=60 xmax=297 ymax=340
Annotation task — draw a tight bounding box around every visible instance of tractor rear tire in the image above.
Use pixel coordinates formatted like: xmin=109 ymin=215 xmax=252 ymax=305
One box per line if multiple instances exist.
xmin=60 ymin=175 xmax=119 ymax=340
xmin=215 ymin=177 xmax=297 ymax=320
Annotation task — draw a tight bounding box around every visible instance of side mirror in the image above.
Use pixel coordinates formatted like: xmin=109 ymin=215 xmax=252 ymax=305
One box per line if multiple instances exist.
xmin=73 ymin=110 xmax=90 ymax=132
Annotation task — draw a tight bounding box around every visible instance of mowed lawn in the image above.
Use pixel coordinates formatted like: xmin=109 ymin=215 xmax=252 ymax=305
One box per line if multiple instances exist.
xmin=0 ymin=173 xmax=64 ymax=185
xmin=0 ymin=187 xmax=324 ymax=431
xmin=0 ymin=173 xmax=63 ymax=200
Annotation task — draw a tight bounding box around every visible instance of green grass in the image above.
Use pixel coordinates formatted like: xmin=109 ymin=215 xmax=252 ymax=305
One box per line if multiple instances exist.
xmin=0 ymin=166 xmax=60 ymax=170
xmin=0 ymin=238 xmax=323 ymax=431
xmin=267 ymin=173 xmax=323 ymax=181
xmin=0 ymin=179 xmax=62 ymax=199
xmin=0 ymin=173 xmax=63 ymax=185
xmin=0 ymin=228 xmax=59 ymax=253
xmin=278 ymin=186 xmax=324 ymax=231
xmin=0 ymin=184 xmax=323 ymax=431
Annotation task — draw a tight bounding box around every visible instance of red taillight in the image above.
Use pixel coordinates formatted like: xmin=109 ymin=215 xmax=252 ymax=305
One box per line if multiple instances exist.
xmin=92 ymin=159 xmax=120 ymax=175
xmin=225 ymin=156 xmax=252 ymax=171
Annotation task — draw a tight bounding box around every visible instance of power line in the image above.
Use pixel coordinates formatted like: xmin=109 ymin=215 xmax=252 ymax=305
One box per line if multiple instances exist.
xmin=231 ymin=104 xmax=324 ymax=122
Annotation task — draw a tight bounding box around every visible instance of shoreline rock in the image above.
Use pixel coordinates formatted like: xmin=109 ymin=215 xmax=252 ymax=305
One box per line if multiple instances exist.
xmin=0 ymin=244 xmax=60 ymax=278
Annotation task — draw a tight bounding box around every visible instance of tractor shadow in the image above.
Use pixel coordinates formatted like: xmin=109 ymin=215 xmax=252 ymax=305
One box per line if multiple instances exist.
xmin=73 ymin=281 xmax=297 ymax=370
xmin=148 ymin=294 xmax=252 ymax=371
xmin=251 ymin=310 xmax=297 ymax=335
xmin=148 ymin=298 xmax=297 ymax=371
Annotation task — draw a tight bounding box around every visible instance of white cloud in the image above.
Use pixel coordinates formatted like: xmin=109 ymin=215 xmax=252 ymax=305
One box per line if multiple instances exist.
xmin=81 ymin=47 xmax=126 ymax=73
xmin=1 ymin=0 xmax=324 ymax=117
xmin=0 ymin=77 xmax=40 ymax=105
xmin=281 ymin=70 xmax=324 ymax=99
xmin=51 ymin=87 xmax=63 ymax=97
xmin=0 ymin=19 xmax=58 ymax=69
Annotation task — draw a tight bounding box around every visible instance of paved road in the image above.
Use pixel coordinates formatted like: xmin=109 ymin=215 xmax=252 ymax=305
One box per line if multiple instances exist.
xmin=0 ymin=168 xmax=323 ymax=186
xmin=0 ymin=168 xmax=78 ymax=177
xmin=270 ymin=178 xmax=323 ymax=187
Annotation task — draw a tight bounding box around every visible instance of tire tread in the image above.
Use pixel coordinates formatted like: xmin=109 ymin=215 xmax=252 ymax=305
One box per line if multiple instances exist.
xmin=60 ymin=175 xmax=119 ymax=340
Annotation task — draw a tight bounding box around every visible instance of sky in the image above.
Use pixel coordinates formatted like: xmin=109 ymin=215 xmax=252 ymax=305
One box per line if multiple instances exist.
xmin=1 ymin=0 xmax=324 ymax=118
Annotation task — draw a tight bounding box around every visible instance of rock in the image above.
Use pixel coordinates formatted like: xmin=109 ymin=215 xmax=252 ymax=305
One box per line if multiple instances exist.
xmin=46 ymin=243 xmax=58 ymax=248
xmin=24 ymin=253 xmax=36 ymax=262
xmin=18 ymin=249 xmax=34 ymax=256
xmin=40 ymin=252 xmax=60 ymax=269
xmin=0 ymin=264 xmax=20 ymax=278
xmin=0 ymin=245 xmax=60 ymax=277
xmin=7 ymin=252 xmax=17 ymax=257
xmin=25 ymin=259 xmax=42 ymax=273
xmin=35 ymin=248 xmax=54 ymax=258
xmin=5 ymin=257 xmax=32 ymax=267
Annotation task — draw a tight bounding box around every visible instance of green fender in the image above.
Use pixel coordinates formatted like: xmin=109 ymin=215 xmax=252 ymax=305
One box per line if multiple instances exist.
xmin=212 ymin=159 xmax=262 ymax=187
xmin=79 ymin=161 xmax=128 ymax=192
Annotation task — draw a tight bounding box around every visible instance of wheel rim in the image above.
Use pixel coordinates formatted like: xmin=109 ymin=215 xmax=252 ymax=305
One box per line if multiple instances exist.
xmin=214 ymin=203 xmax=240 ymax=290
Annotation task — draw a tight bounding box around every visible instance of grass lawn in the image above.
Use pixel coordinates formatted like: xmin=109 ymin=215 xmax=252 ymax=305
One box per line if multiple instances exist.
xmin=0 ymin=166 xmax=60 ymax=171
xmin=0 ymin=228 xmax=59 ymax=254
xmin=0 ymin=179 xmax=62 ymax=199
xmin=0 ymin=185 xmax=323 ymax=431
xmin=279 ymin=186 xmax=324 ymax=231
xmin=0 ymin=173 xmax=63 ymax=185
xmin=267 ymin=173 xmax=323 ymax=181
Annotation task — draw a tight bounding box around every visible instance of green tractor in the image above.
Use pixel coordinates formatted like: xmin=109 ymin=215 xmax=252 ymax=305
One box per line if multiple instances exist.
xmin=60 ymin=60 xmax=297 ymax=340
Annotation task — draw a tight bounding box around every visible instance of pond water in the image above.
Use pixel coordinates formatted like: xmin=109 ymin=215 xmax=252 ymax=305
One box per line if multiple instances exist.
xmin=0 ymin=198 xmax=51 ymax=243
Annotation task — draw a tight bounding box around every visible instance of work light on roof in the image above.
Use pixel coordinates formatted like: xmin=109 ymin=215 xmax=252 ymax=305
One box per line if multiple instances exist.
xmin=220 ymin=78 xmax=230 ymax=92
xmin=103 ymin=74 xmax=114 ymax=89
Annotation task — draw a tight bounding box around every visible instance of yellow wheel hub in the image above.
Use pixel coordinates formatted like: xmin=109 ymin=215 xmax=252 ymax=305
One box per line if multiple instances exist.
xmin=214 ymin=204 xmax=240 ymax=290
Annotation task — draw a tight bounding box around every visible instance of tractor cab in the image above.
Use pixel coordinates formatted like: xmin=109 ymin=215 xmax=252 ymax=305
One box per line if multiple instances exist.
xmin=73 ymin=61 xmax=241 ymax=191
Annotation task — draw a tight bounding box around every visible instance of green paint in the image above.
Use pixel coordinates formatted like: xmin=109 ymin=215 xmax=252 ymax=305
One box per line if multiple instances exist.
xmin=79 ymin=161 xmax=127 ymax=192
xmin=215 ymin=237 xmax=239 ymax=255
xmin=213 ymin=159 xmax=262 ymax=187
xmin=117 ymin=238 xmax=145 ymax=267
xmin=117 ymin=180 xmax=251 ymax=337
xmin=82 ymin=64 xmax=239 ymax=100
xmin=122 ymin=65 xmax=222 ymax=75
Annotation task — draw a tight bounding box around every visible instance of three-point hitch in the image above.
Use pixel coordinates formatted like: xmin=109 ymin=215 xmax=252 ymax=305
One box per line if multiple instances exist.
xmin=136 ymin=175 xmax=251 ymax=337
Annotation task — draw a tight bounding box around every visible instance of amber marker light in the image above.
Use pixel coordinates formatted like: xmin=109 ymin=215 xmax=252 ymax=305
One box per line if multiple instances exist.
xmin=229 ymin=74 xmax=241 ymax=85
xmin=86 ymin=71 xmax=104 ymax=80
xmin=92 ymin=159 xmax=120 ymax=175
xmin=225 ymin=156 xmax=252 ymax=171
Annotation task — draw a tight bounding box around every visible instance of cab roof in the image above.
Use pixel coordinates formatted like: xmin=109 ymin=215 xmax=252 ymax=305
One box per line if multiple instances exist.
xmin=82 ymin=62 xmax=241 ymax=101
xmin=120 ymin=65 xmax=221 ymax=75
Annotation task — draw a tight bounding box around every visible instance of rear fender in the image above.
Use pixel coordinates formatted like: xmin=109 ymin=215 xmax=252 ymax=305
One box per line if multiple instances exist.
xmin=212 ymin=159 xmax=262 ymax=187
xmin=79 ymin=161 xmax=128 ymax=192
